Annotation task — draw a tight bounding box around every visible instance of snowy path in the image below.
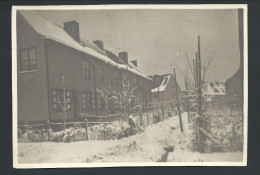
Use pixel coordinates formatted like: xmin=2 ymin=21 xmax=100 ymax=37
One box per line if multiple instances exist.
xmin=18 ymin=112 xmax=243 ymax=163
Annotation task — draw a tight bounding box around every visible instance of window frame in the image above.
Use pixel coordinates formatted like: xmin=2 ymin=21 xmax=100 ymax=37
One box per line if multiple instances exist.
xmin=82 ymin=92 xmax=92 ymax=111
xmin=51 ymin=88 xmax=72 ymax=112
xmin=82 ymin=59 xmax=90 ymax=79
xmin=19 ymin=47 xmax=37 ymax=72
xmin=133 ymin=77 xmax=138 ymax=87
xmin=97 ymin=65 xmax=104 ymax=82
xmin=139 ymin=78 xmax=143 ymax=87
xmin=114 ymin=71 xmax=119 ymax=85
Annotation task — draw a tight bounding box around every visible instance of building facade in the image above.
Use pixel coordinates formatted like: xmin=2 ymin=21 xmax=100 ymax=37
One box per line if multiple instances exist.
xmin=149 ymin=74 xmax=183 ymax=107
xmin=17 ymin=11 xmax=153 ymax=122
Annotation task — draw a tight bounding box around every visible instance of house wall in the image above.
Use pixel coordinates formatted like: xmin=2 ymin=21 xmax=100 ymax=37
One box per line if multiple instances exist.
xmin=17 ymin=12 xmax=50 ymax=122
xmin=225 ymin=68 xmax=242 ymax=99
xmin=17 ymin=12 xmax=153 ymax=122
xmin=163 ymin=75 xmax=183 ymax=103
xmin=151 ymin=75 xmax=182 ymax=106
xmin=46 ymin=39 xmax=152 ymax=120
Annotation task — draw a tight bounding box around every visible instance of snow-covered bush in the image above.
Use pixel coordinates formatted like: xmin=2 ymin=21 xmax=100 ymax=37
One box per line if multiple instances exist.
xmin=18 ymin=127 xmax=49 ymax=142
xmin=88 ymin=121 xmax=130 ymax=140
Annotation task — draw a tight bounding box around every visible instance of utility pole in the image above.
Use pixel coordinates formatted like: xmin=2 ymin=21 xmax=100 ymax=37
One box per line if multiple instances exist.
xmin=195 ymin=53 xmax=199 ymax=87
xmin=185 ymin=77 xmax=191 ymax=123
xmin=198 ymin=35 xmax=202 ymax=118
xmin=197 ymin=35 xmax=203 ymax=152
xmin=126 ymin=66 xmax=131 ymax=115
xmin=174 ymin=68 xmax=183 ymax=132
xmin=62 ymin=76 xmax=67 ymax=131
xmin=92 ymin=62 xmax=98 ymax=115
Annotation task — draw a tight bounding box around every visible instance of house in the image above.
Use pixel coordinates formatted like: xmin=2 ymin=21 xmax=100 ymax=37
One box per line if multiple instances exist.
xmin=225 ymin=68 xmax=242 ymax=101
xmin=149 ymin=74 xmax=182 ymax=107
xmin=17 ymin=11 xmax=153 ymax=122
xmin=203 ymin=82 xmax=226 ymax=103
xmin=225 ymin=9 xmax=243 ymax=103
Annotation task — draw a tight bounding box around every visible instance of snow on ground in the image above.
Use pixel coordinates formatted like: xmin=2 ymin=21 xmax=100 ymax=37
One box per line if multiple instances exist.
xmin=18 ymin=140 xmax=120 ymax=163
xmin=84 ymin=112 xmax=196 ymax=162
xmin=18 ymin=112 xmax=243 ymax=164
xmin=167 ymin=150 xmax=243 ymax=162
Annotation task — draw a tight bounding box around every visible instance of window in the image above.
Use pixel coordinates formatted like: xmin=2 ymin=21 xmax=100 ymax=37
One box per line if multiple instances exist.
xmin=114 ymin=71 xmax=119 ymax=85
xmin=96 ymin=95 xmax=106 ymax=110
xmin=100 ymin=97 xmax=106 ymax=110
xmin=139 ymin=79 xmax=143 ymax=86
xmin=82 ymin=92 xmax=92 ymax=111
xmin=92 ymin=94 xmax=95 ymax=109
xmin=133 ymin=77 xmax=137 ymax=87
xmin=83 ymin=60 xmax=90 ymax=79
xmin=20 ymin=48 xmax=37 ymax=71
xmin=97 ymin=66 xmax=104 ymax=82
xmin=122 ymin=73 xmax=127 ymax=82
xmin=51 ymin=89 xmax=71 ymax=112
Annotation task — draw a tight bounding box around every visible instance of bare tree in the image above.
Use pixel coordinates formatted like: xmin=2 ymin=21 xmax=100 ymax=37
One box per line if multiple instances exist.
xmin=57 ymin=76 xmax=70 ymax=131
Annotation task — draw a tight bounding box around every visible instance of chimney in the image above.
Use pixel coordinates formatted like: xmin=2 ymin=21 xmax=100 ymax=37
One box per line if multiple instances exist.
xmin=118 ymin=52 xmax=128 ymax=64
xmin=93 ymin=40 xmax=104 ymax=50
xmin=64 ymin=21 xmax=80 ymax=42
xmin=131 ymin=60 xmax=137 ymax=67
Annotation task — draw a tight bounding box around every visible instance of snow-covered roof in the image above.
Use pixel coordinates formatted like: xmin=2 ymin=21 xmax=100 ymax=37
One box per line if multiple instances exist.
xmin=203 ymin=82 xmax=225 ymax=95
xmin=151 ymin=74 xmax=171 ymax=92
xmin=19 ymin=10 xmax=151 ymax=81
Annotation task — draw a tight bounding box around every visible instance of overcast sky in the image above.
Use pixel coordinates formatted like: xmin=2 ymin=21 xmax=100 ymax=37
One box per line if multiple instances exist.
xmin=37 ymin=9 xmax=241 ymax=88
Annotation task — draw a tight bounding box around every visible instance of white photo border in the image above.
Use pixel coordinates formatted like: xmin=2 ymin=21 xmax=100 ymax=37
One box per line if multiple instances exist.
xmin=12 ymin=4 xmax=248 ymax=168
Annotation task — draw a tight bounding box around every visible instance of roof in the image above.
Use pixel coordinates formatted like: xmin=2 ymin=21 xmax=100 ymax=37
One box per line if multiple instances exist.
xmin=151 ymin=74 xmax=171 ymax=92
xmin=18 ymin=10 xmax=151 ymax=81
xmin=203 ymin=82 xmax=225 ymax=95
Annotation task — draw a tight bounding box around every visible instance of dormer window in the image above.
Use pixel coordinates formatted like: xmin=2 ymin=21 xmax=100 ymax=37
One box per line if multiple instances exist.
xmin=20 ymin=48 xmax=37 ymax=72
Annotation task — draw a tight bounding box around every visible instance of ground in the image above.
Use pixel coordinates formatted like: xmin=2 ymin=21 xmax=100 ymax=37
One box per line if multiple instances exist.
xmin=18 ymin=113 xmax=243 ymax=164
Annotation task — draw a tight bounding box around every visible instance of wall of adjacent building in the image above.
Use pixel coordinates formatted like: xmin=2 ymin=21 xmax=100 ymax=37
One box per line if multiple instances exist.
xmin=17 ymin=12 xmax=50 ymax=122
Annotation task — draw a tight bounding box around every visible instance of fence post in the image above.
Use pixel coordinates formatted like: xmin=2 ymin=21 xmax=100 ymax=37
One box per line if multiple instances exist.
xmin=147 ymin=114 xmax=149 ymax=126
xmin=85 ymin=119 xmax=88 ymax=140
xmin=139 ymin=114 xmax=142 ymax=127
xmin=47 ymin=120 xmax=51 ymax=141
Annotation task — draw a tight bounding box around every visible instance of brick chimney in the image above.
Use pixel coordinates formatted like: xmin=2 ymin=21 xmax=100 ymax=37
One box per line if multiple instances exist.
xmin=93 ymin=40 xmax=104 ymax=50
xmin=64 ymin=21 xmax=80 ymax=42
xmin=131 ymin=60 xmax=137 ymax=67
xmin=118 ymin=52 xmax=128 ymax=64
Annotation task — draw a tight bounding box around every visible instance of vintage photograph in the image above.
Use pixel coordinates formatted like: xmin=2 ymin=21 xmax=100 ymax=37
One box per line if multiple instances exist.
xmin=12 ymin=5 xmax=247 ymax=167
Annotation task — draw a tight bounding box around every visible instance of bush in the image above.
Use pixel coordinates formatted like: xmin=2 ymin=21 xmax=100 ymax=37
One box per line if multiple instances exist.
xmin=18 ymin=128 xmax=49 ymax=142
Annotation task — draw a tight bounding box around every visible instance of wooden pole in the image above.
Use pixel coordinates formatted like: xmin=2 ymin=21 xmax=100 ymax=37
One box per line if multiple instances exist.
xmin=85 ymin=119 xmax=88 ymax=140
xmin=185 ymin=77 xmax=191 ymax=123
xmin=147 ymin=114 xmax=149 ymax=126
xmin=174 ymin=68 xmax=183 ymax=132
xmin=193 ymin=58 xmax=196 ymax=87
xmin=195 ymin=54 xmax=198 ymax=87
xmin=47 ymin=120 xmax=51 ymax=141
xmin=197 ymin=35 xmax=203 ymax=152
xmin=92 ymin=63 xmax=98 ymax=115
xmin=139 ymin=114 xmax=142 ymax=127
xmin=198 ymin=35 xmax=202 ymax=118
xmin=62 ymin=76 xmax=66 ymax=131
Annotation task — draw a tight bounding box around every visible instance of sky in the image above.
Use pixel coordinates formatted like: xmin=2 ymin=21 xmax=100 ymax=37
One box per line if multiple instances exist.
xmin=37 ymin=9 xmax=241 ymax=88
